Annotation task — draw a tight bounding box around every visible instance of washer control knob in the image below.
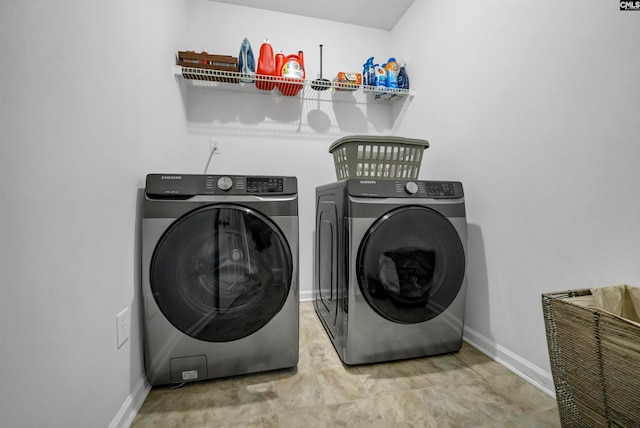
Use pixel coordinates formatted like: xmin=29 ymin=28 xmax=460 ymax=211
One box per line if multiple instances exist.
xmin=217 ymin=176 xmax=233 ymax=191
xmin=405 ymin=181 xmax=419 ymax=195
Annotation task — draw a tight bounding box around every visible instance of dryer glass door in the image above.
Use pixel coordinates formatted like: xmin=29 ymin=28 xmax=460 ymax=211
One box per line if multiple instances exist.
xmin=150 ymin=204 xmax=293 ymax=342
xmin=357 ymin=206 xmax=465 ymax=324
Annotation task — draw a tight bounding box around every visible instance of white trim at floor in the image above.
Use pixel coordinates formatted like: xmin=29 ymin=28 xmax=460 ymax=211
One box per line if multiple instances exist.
xmin=463 ymin=325 xmax=556 ymax=398
xmin=109 ymin=376 xmax=151 ymax=428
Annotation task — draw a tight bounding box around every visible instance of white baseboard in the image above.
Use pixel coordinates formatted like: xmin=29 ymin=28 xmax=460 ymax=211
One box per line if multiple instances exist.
xmin=109 ymin=376 xmax=151 ymax=428
xmin=463 ymin=325 xmax=556 ymax=398
xmin=300 ymin=290 xmax=313 ymax=302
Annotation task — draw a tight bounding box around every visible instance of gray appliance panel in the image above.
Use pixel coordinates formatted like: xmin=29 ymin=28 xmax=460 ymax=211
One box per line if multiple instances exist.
xmin=344 ymin=215 xmax=467 ymax=365
xmin=345 ymin=179 xmax=463 ymax=199
xmin=314 ymin=185 xmax=347 ymax=354
xmin=145 ymin=174 xmax=297 ymax=197
xmin=314 ymin=179 xmax=468 ymax=365
xmin=142 ymin=186 xmax=299 ymax=385
xmin=143 ymin=195 xmax=298 ymax=219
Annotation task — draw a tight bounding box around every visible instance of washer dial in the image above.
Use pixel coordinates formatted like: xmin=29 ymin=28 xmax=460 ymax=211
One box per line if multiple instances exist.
xmin=217 ymin=176 xmax=233 ymax=191
xmin=405 ymin=181 xmax=419 ymax=195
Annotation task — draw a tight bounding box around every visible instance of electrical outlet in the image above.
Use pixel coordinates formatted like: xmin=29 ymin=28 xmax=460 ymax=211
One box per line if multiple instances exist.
xmin=116 ymin=307 xmax=130 ymax=349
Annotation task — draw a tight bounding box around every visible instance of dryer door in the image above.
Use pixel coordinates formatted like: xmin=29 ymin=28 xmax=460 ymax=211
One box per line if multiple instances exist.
xmin=357 ymin=206 xmax=465 ymax=324
xmin=150 ymin=204 xmax=293 ymax=342
xmin=315 ymin=197 xmax=340 ymax=338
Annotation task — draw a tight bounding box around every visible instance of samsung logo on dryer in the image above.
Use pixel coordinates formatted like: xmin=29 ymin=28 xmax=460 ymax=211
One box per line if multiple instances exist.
xmin=359 ymin=180 xmax=377 ymax=184
xmin=160 ymin=175 xmax=182 ymax=180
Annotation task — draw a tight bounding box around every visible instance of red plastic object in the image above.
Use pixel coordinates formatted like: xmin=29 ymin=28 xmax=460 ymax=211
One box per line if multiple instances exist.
xmin=275 ymin=51 xmax=305 ymax=96
xmin=256 ymin=40 xmax=276 ymax=91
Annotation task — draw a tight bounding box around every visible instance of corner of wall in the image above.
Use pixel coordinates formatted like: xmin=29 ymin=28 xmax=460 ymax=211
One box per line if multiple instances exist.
xmin=109 ymin=376 xmax=151 ymax=428
xmin=463 ymin=326 xmax=556 ymax=398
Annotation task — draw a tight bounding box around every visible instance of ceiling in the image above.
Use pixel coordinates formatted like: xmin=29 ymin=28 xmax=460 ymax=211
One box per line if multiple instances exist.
xmin=208 ymin=0 xmax=415 ymax=31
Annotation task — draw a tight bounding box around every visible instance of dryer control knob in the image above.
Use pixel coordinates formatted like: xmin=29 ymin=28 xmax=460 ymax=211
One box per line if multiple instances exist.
xmin=217 ymin=176 xmax=233 ymax=191
xmin=405 ymin=181 xmax=419 ymax=195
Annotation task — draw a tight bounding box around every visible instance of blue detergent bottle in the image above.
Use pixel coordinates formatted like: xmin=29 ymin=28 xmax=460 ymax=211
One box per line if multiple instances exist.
xmin=362 ymin=61 xmax=369 ymax=86
xmin=375 ymin=63 xmax=387 ymax=87
xmin=398 ymin=63 xmax=409 ymax=90
xmin=385 ymin=57 xmax=399 ymax=89
xmin=365 ymin=57 xmax=375 ymax=87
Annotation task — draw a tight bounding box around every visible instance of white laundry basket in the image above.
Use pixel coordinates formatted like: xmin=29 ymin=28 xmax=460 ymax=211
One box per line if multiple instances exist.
xmin=329 ymin=135 xmax=429 ymax=180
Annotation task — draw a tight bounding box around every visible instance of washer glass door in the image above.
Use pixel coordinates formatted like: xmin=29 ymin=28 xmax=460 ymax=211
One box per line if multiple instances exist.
xmin=150 ymin=204 xmax=293 ymax=342
xmin=357 ymin=206 xmax=465 ymax=324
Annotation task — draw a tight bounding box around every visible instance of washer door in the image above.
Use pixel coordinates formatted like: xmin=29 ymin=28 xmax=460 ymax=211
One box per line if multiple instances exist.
xmin=150 ymin=204 xmax=293 ymax=342
xmin=357 ymin=206 xmax=465 ymax=324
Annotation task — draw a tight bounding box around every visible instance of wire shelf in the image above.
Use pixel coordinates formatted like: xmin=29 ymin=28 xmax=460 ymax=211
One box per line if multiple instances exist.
xmin=175 ymin=66 xmax=413 ymax=104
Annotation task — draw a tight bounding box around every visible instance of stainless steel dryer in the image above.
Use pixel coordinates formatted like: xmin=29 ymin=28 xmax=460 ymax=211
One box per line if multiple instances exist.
xmin=314 ymin=179 xmax=467 ymax=365
xmin=142 ymin=174 xmax=299 ymax=385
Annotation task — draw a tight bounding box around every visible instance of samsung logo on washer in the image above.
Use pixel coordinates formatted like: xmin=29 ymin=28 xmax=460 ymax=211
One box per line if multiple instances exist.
xmin=359 ymin=180 xmax=377 ymax=184
xmin=161 ymin=175 xmax=182 ymax=180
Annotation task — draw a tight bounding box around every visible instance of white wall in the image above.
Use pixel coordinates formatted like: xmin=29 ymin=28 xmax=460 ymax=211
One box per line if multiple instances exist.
xmin=393 ymin=0 xmax=640 ymax=391
xmin=0 ymin=1 xmax=396 ymax=427
xmin=0 ymin=1 xmax=187 ymax=426
xmin=1 ymin=0 xmax=639 ymax=426
xmin=178 ymin=1 xmax=400 ymax=300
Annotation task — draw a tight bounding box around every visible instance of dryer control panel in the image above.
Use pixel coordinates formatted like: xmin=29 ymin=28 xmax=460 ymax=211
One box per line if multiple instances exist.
xmin=346 ymin=179 xmax=463 ymax=199
xmin=145 ymin=174 xmax=297 ymax=198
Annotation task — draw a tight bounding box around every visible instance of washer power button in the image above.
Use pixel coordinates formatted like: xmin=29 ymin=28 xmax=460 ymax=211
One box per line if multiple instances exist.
xmin=405 ymin=181 xmax=419 ymax=195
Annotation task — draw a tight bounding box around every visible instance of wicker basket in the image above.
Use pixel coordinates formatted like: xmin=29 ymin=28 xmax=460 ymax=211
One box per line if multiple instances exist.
xmin=329 ymin=135 xmax=429 ymax=180
xmin=542 ymin=285 xmax=640 ymax=427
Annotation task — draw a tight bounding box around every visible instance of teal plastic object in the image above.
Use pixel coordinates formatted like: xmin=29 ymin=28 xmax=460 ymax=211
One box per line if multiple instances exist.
xmin=238 ymin=37 xmax=255 ymax=83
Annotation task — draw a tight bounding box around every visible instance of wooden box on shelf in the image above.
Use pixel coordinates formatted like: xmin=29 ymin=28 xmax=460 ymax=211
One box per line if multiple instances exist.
xmin=177 ymin=51 xmax=239 ymax=83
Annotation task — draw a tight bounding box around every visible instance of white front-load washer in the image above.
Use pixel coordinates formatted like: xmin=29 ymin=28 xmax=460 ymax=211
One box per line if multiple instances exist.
xmin=142 ymin=174 xmax=299 ymax=385
xmin=314 ymin=179 xmax=467 ymax=364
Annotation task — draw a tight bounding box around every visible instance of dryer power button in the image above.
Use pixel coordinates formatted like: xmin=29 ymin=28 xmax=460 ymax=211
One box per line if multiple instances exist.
xmin=217 ymin=176 xmax=233 ymax=191
xmin=404 ymin=181 xmax=419 ymax=195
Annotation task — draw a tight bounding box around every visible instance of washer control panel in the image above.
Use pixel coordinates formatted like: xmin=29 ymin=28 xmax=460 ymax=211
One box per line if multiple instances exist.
xmin=424 ymin=182 xmax=457 ymax=197
xmin=246 ymin=177 xmax=284 ymax=193
xmin=145 ymin=174 xmax=296 ymax=198
xmin=347 ymin=179 xmax=463 ymax=199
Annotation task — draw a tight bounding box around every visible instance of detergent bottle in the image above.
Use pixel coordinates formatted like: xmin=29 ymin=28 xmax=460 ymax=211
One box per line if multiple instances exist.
xmin=374 ymin=63 xmax=387 ymax=87
xmin=362 ymin=57 xmax=374 ymax=87
xmin=398 ymin=63 xmax=409 ymax=90
xmin=385 ymin=57 xmax=399 ymax=89
xmin=256 ymin=39 xmax=276 ymax=91
xmin=276 ymin=50 xmax=305 ymax=96
xmin=362 ymin=61 xmax=369 ymax=86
